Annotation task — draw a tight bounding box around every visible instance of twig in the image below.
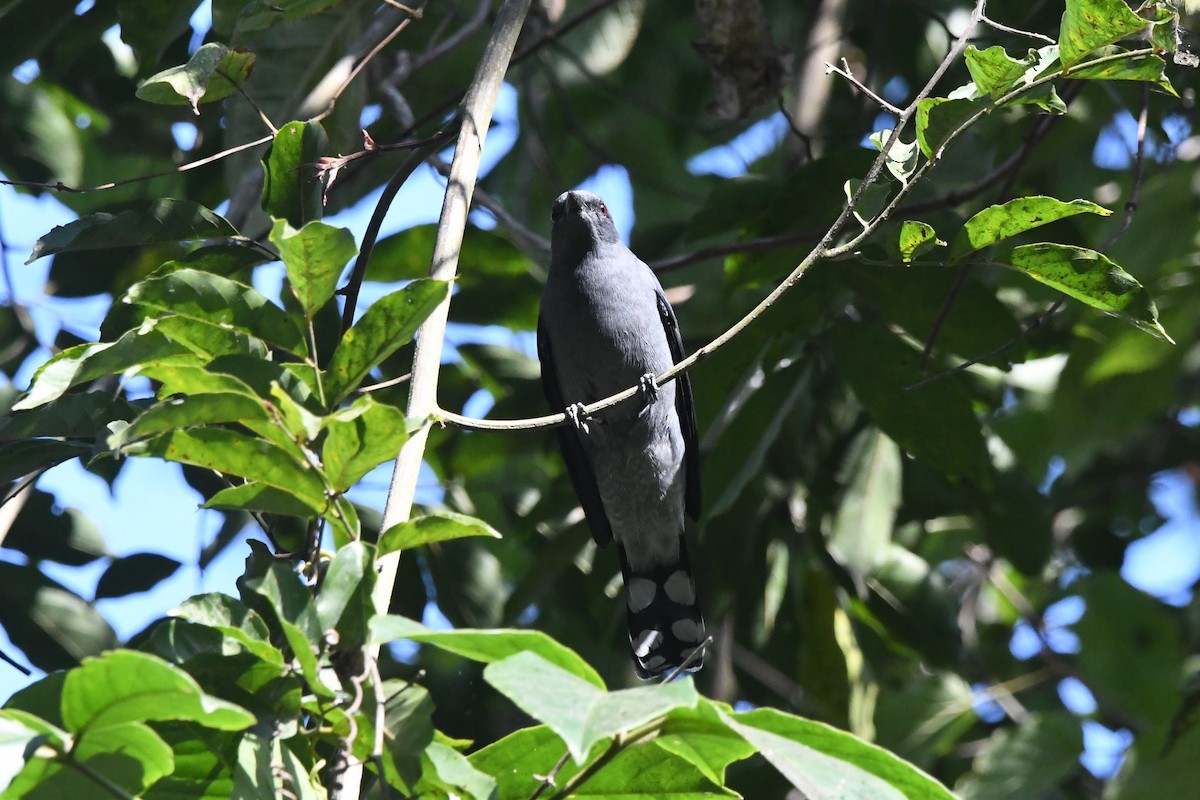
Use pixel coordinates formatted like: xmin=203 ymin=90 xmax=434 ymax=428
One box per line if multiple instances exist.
xmin=919 ymin=264 xmax=973 ymax=370
xmin=220 ymin=68 xmax=278 ymax=134
xmin=313 ymin=4 xmax=423 ymax=122
xmin=529 ymin=751 xmax=571 ymax=800
xmin=906 ymin=299 xmax=1066 ymax=390
xmin=427 ymin=154 xmax=550 ymax=258
xmin=1103 ymin=83 xmax=1150 ymax=250
xmin=826 ymin=57 xmax=902 ymax=115
xmin=0 ymin=134 xmax=273 ymax=194
xmin=433 ymin=0 xmax=995 ymax=433
xmin=338 ymin=123 xmax=461 ymax=333
xmin=661 ymin=636 xmax=713 ymax=683
xmin=981 ymin=14 xmax=1056 ymax=44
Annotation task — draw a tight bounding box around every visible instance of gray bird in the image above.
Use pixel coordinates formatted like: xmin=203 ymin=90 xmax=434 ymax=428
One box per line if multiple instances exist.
xmin=538 ymin=189 xmax=705 ymax=679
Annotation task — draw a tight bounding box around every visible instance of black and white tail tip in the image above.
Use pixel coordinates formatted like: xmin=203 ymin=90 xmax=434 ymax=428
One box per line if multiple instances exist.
xmin=621 ymin=549 xmax=706 ymax=680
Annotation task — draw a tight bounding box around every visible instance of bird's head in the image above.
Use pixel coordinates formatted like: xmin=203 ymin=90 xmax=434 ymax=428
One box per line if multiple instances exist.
xmin=550 ymin=190 xmax=621 ymax=265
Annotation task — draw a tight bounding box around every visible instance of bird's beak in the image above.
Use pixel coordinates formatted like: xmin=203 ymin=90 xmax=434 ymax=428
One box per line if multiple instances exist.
xmin=562 ymin=192 xmax=579 ymax=216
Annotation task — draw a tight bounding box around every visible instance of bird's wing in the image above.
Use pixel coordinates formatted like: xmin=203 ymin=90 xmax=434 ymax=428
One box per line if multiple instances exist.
xmin=537 ymin=314 xmax=614 ymax=547
xmin=656 ymin=289 xmax=701 ymax=520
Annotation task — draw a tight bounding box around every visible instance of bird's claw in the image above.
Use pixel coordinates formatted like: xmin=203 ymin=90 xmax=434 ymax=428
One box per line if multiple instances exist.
xmin=566 ymin=402 xmax=591 ymax=434
xmin=638 ymin=373 xmax=660 ymax=404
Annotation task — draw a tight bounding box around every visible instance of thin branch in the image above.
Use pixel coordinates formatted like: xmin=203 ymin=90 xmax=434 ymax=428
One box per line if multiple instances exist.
xmin=661 ymin=636 xmax=713 ymax=683
xmin=907 ymin=298 xmax=1066 ymax=390
xmin=433 ymin=0 xmax=993 ymax=433
xmin=650 ymin=227 xmax=823 ymax=274
xmin=338 ymin=123 xmax=461 ymax=333
xmin=0 ymin=134 xmax=273 ymax=194
xmin=529 ymin=752 xmax=571 ymax=800
xmin=981 ymin=14 xmax=1056 ymax=44
xmin=427 ymin=154 xmax=550 ymax=258
xmin=220 ymin=68 xmax=278 ymax=134
xmin=826 ymin=57 xmax=902 ymax=115
xmin=313 ymin=4 xmax=423 ymax=122
xmin=1103 ymin=82 xmax=1150 ymax=250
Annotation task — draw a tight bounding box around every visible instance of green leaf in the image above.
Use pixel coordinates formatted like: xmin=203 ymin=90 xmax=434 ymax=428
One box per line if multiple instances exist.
xmin=321 ymin=395 xmax=409 ymax=491
xmin=203 ymin=481 xmax=317 ymax=518
xmin=963 ymin=46 xmax=1029 ymax=99
xmin=956 ymin=712 xmax=1083 ymax=800
xmin=0 ymin=440 xmax=90 ymax=484
xmin=829 ymin=427 xmax=902 ymax=577
xmin=377 ymin=511 xmax=501 ymax=554
xmin=1058 ymin=0 xmax=1148 ymax=67
xmin=237 ymin=541 xmax=331 ymax=697
xmin=1074 ymin=573 xmax=1186 ymax=728
xmin=109 ymin=393 xmax=269 ymax=450
xmin=14 ymin=323 xmax=196 ymax=411
xmin=236 ymin=0 xmax=352 ymax=33
xmin=827 ymin=321 xmax=991 ymax=486
xmin=125 ymin=427 xmax=327 ymax=511
xmin=94 ymin=552 xmax=181 ymax=600
xmin=62 ymin=650 xmax=255 ymax=732
xmin=262 ymin=120 xmax=328 ymax=228
xmin=135 ymin=42 xmax=257 ymax=113
xmin=325 ymin=279 xmax=450 ymax=404
xmin=914 ymin=97 xmax=981 ymax=160
xmin=655 ymin=701 xmax=757 ymax=786
xmin=483 ymin=651 xmax=698 ymax=763
xmin=1005 ymin=243 xmax=1172 ymax=341
xmin=121 ymin=268 xmax=307 ymax=356
xmin=170 ymin=592 xmax=283 ymax=664
xmin=898 ymin=221 xmax=944 ymax=264
xmin=949 ymin=197 xmax=1112 ymax=261
xmin=0 ymin=562 xmax=117 ymax=672
xmin=369 ymin=615 xmax=605 ymax=689
xmin=469 ymin=724 xmax=736 ymax=799
xmin=1066 ymin=48 xmax=1177 ymax=95
xmin=27 ymin=199 xmax=238 ymax=263
xmin=272 ymin=220 xmax=355 ymax=320
xmin=422 ymin=741 xmax=498 ymax=800
xmin=723 ymin=706 xmax=957 ymax=800
xmin=314 ymin=541 xmax=376 ymax=650
xmin=0 ymin=488 xmax=109 ymax=566
xmin=0 ymin=715 xmax=45 ymax=789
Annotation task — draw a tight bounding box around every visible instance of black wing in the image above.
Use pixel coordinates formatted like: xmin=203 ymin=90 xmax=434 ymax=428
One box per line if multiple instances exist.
xmin=537 ymin=315 xmax=614 ymax=547
xmin=656 ymin=290 xmax=701 ymax=520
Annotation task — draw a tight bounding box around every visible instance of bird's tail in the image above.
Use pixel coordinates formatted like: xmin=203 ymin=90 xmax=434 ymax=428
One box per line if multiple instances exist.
xmin=618 ymin=537 xmax=706 ymax=679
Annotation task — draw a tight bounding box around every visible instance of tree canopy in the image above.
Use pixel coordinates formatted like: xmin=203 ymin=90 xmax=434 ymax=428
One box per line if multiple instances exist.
xmin=0 ymin=0 xmax=1198 ymax=798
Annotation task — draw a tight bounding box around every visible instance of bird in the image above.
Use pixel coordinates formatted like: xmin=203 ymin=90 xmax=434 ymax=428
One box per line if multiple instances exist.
xmin=537 ymin=189 xmax=705 ymax=679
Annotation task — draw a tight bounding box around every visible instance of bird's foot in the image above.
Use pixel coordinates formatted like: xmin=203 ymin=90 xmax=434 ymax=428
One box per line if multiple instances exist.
xmin=638 ymin=372 xmax=660 ymax=405
xmin=566 ymin=402 xmax=592 ymax=434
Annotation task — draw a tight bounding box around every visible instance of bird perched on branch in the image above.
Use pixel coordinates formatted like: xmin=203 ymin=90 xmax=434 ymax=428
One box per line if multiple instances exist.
xmin=537 ymin=189 xmax=705 ymax=679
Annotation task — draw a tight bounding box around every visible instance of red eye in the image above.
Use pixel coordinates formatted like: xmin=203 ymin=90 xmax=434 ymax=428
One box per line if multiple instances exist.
xmin=600 ymin=203 xmax=609 ymax=217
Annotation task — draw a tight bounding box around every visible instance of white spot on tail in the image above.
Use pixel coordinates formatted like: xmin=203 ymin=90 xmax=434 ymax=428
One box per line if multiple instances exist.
xmin=641 ymin=654 xmax=666 ymax=671
xmin=627 ymin=578 xmax=656 ymax=612
xmin=664 ymin=570 xmax=695 ymax=605
xmin=671 ymin=618 xmax=703 ymax=642
xmin=633 ymin=629 xmax=662 ymax=658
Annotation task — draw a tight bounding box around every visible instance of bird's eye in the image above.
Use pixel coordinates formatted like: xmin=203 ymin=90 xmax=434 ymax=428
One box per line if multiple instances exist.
xmin=599 ymin=202 xmax=609 ymax=217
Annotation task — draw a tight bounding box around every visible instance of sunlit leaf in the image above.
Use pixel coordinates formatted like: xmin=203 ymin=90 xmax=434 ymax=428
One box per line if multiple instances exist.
xmin=135 ymin=43 xmax=256 ymax=113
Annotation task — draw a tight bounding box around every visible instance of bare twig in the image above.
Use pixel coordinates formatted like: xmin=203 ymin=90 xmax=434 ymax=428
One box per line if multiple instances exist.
xmin=529 ymin=752 xmax=571 ymax=800
xmin=827 ymin=57 xmax=902 ymax=115
xmin=981 ymin=14 xmax=1056 ymax=44
xmin=906 ymin=299 xmax=1066 ymax=390
xmin=313 ymin=4 xmax=424 ymax=122
xmin=338 ymin=123 xmax=461 ymax=333
xmin=1103 ymin=82 xmax=1150 ymax=249
xmin=661 ymin=636 xmax=713 ymax=683
xmin=428 ymin=155 xmax=551 ymax=258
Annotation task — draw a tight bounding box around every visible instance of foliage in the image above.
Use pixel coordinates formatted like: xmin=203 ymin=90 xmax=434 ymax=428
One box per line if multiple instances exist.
xmin=1 ymin=0 xmax=1198 ymax=798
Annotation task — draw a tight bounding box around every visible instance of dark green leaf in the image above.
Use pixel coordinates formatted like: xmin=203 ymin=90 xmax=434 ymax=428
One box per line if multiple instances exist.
xmin=27 ymin=199 xmax=238 ymax=263
xmin=1 ymin=488 xmax=108 ymax=566
xmin=94 ymin=552 xmax=181 ymax=600
xmin=109 ymin=393 xmax=270 ymax=450
xmin=314 ymin=541 xmax=375 ymax=650
xmin=135 ymin=43 xmax=257 ymax=113
xmin=827 ymin=321 xmax=991 ymax=486
xmin=956 ymin=712 xmax=1082 ymax=800
xmin=0 ymin=562 xmax=117 ymax=671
